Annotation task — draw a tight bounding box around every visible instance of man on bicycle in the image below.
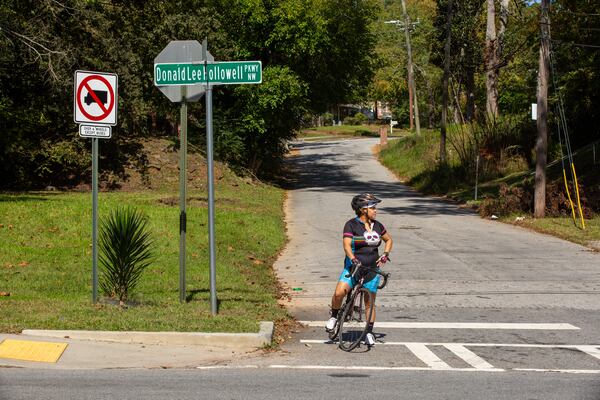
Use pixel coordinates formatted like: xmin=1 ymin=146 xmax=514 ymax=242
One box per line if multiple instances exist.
xmin=326 ymin=193 xmax=393 ymax=346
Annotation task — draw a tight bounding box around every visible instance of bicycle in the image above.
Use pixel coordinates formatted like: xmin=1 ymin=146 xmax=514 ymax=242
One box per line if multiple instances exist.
xmin=328 ymin=263 xmax=390 ymax=351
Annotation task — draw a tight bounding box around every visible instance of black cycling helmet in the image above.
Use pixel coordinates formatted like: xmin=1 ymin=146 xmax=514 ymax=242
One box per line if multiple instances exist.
xmin=351 ymin=193 xmax=382 ymax=214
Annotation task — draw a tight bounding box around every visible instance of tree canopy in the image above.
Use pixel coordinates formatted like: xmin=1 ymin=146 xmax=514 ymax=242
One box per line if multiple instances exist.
xmin=0 ymin=0 xmax=379 ymax=188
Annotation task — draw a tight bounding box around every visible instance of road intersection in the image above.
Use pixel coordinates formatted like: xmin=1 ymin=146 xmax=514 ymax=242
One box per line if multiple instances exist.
xmin=243 ymin=137 xmax=600 ymax=376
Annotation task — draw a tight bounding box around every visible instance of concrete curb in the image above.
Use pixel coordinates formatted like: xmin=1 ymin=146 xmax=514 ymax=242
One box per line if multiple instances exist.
xmin=22 ymin=321 xmax=273 ymax=350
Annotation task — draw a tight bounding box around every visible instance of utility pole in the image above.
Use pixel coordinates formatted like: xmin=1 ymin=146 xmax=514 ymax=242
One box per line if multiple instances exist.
xmin=386 ymin=1 xmax=421 ymax=135
xmin=535 ymin=0 xmax=550 ymax=218
xmin=440 ymin=0 xmax=453 ymax=164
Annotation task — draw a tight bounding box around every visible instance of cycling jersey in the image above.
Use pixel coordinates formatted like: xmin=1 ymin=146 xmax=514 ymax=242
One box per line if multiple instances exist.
xmin=343 ymin=217 xmax=387 ymax=268
xmin=339 ymin=217 xmax=387 ymax=293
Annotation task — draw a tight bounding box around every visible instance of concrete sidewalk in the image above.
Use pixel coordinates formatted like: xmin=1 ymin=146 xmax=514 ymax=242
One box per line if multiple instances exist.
xmin=0 ymin=322 xmax=273 ymax=369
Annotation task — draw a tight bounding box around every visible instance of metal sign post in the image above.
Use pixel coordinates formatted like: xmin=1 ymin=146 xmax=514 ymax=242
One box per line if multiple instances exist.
xmin=202 ymin=39 xmax=218 ymax=316
xmin=92 ymin=138 xmax=99 ymax=303
xmin=154 ymin=39 xmax=261 ymax=313
xmin=154 ymin=41 xmax=206 ymax=303
xmin=73 ymin=70 xmax=118 ymax=304
xmin=179 ymin=86 xmax=188 ymax=303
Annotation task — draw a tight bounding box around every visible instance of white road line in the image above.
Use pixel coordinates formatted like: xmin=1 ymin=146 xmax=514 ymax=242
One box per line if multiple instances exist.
xmin=443 ymin=343 xmax=499 ymax=370
xmin=196 ymin=365 xmax=500 ymax=372
xmin=514 ymin=369 xmax=600 ymax=374
xmin=299 ymin=321 xmax=580 ymax=330
xmin=300 ymin=340 xmax=600 ymax=349
xmin=196 ymin=365 xmax=599 ymax=374
xmin=577 ymin=346 xmax=600 ymax=361
xmin=405 ymin=343 xmax=452 ymax=370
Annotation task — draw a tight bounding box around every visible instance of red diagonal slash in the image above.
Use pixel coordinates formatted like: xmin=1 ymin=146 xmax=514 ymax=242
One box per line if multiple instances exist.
xmin=83 ymin=82 xmax=108 ymax=114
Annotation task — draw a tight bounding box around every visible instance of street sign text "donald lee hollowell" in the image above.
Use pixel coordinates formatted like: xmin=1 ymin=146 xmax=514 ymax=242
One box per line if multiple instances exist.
xmin=154 ymin=61 xmax=262 ymax=86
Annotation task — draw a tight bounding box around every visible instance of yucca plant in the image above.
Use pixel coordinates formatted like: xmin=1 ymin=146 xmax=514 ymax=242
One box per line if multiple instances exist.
xmin=99 ymin=207 xmax=154 ymax=304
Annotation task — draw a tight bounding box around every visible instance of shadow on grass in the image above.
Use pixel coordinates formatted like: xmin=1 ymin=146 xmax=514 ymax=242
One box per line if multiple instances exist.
xmin=0 ymin=193 xmax=63 ymax=202
xmin=186 ymin=288 xmax=273 ymax=310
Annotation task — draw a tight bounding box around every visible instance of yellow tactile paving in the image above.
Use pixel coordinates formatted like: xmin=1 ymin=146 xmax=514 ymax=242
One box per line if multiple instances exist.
xmin=0 ymin=339 xmax=68 ymax=363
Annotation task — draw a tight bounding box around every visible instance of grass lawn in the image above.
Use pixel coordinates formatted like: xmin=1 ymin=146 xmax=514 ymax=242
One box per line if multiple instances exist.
xmin=0 ymin=167 xmax=291 ymax=334
xmin=298 ymin=124 xmax=406 ymax=140
xmin=378 ymin=129 xmax=600 ymax=249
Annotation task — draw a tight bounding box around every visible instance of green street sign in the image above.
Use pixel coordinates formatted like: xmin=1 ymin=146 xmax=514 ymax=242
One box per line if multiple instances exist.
xmin=154 ymin=61 xmax=262 ymax=86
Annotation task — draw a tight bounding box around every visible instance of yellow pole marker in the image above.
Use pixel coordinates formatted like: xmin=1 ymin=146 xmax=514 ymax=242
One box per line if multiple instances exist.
xmin=562 ymin=169 xmax=577 ymax=225
xmin=571 ymin=163 xmax=586 ymax=229
xmin=0 ymin=339 xmax=68 ymax=363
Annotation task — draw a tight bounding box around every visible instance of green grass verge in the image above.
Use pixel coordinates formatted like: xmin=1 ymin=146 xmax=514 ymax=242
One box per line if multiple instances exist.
xmin=0 ymin=171 xmax=290 ymax=333
xmin=299 ymin=124 xmax=404 ymax=139
xmin=378 ymin=129 xmax=600 ymax=247
xmin=502 ymin=215 xmax=600 ymax=249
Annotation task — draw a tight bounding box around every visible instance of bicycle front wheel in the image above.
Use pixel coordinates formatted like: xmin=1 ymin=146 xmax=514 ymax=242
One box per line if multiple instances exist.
xmin=338 ymin=288 xmax=374 ymax=351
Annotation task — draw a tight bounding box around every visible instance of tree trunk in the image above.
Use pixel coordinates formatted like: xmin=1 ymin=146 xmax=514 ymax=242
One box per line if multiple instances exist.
xmin=401 ymin=0 xmax=420 ymax=135
xmin=485 ymin=0 xmax=499 ymax=118
xmin=498 ymin=0 xmax=509 ymax=59
xmin=427 ymin=78 xmax=435 ymax=129
xmin=440 ymin=0 xmax=453 ymax=164
xmin=534 ymin=0 xmax=550 ymax=218
xmin=408 ymin=75 xmax=414 ymax=130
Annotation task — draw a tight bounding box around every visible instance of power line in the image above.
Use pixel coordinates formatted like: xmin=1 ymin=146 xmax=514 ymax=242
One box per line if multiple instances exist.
xmin=551 ymin=39 xmax=600 ymax=49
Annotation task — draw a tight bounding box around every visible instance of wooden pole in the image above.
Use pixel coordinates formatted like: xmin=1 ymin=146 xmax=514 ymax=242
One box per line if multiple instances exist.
xmin=401 ymin=0 xmax=420 ymax=135
xmin=534 ymin=0 xmax=550 ymax=218
xmin=440 ymin=0 xmax=453 ymax=164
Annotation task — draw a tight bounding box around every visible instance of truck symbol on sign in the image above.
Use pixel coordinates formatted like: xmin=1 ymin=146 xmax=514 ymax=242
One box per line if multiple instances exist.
xmin=84 ymin=90 xmax=108 ymax=106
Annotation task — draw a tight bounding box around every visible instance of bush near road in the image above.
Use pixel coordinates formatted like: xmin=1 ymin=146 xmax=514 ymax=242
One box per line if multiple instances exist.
xmin=379 ymin=129 xmax=600 ymax=249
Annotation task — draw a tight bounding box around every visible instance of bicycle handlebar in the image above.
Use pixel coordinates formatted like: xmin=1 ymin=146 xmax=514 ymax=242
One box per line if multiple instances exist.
xmin=345 ymin=265 xmax=390 ymax=290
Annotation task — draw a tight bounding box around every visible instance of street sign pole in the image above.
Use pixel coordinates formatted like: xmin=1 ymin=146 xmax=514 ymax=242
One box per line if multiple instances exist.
xmin=74 ymin=70 xmax=117 ymax=305
xmin=154 ymin=40 xmax=261 ymax=313
xmin=203 ymin=39 xmax=218 ymax=316
xmin=92 ymin=137 xmax=99 ymax=304
xmin=179 ymin=86 xmax=188 ymax=303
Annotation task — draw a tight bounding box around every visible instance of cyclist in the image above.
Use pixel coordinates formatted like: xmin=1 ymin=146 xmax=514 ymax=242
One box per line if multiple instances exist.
xmin=326 ymin=193 xmax=393 ymax=346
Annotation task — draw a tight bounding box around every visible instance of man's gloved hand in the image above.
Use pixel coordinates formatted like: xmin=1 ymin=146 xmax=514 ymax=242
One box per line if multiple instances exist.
xmin=377 ymin=252 xmax=390 ymax=266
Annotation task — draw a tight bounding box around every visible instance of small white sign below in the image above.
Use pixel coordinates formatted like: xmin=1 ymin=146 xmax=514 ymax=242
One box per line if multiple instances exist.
xmin=531 ymin=103 xmax=537 ymax=120
xmin=79 ymin=124 xmax=112 ymax=139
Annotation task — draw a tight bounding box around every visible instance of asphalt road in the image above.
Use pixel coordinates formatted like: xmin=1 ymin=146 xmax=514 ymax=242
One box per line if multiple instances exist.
xmin=2 ymin=137 xmax=599 ymax=398
xmin=2 ymin=368 xmax=600 ymax=400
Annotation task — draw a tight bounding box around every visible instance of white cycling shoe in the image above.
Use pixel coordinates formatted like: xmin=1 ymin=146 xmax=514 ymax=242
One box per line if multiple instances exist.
xmin=325 ymin=317 xmax=337 ymax=331
xmin=364 ymin=332 xmax=376 ymax=346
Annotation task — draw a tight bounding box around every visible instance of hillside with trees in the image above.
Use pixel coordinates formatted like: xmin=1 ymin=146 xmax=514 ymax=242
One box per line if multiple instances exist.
xmin=0 ymin=0 xmax=377 ymax=188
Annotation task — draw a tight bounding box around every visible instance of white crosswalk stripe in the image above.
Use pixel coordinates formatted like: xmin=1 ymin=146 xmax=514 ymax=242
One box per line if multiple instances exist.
xmin=443 ymin=344 xmax=499 ymax=371
xmin=299 ymin=321 xmax=580 ymax=330
xmin=298 ymin=340 xmax=600 ymax=373
xmin=405 ymin=343 xmax=452 ymax=370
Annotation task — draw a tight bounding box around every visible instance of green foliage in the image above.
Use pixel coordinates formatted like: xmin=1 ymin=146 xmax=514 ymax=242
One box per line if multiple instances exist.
xmin=0 ymin=0 xmax=380 ymax=186
xmin=231 ymin=66 xmax=308 ymax=174
xmin=99 ymin=207 xmax=154 ymax=303
xmin=344 ymin=112 xmax=367 ymax=126
xmin=322 ymin=112 xmax=334 ymax=126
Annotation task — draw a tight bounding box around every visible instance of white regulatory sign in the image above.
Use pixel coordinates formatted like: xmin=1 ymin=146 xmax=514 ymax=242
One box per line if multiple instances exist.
xmin=74 ymin=70 xmax=118 ymax=125
xmin=79 ymin=124 xmax=112 ymax=139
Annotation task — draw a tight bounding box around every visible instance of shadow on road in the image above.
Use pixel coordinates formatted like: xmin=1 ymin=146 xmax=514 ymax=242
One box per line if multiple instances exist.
xmin=283 ymin=141 xmax=474 ymax=217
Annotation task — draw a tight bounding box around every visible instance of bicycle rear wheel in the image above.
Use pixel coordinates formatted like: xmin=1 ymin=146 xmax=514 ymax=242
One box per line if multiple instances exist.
xmin=338 ymin=288 xmax=374 ymax=351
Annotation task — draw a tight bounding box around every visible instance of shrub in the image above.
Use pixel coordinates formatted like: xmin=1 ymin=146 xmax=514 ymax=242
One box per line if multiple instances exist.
xmin=344 ymin=112 xmax=367 ymax=126
xmin=99 ymin=207 xmax=154 ymax=303
xmin=322 ymin=112 xmax=334 ymax=126
xmin=343 ymin=116 xmax=358 ymax=125
xmin=478 ymin=183 xmax=533 ymax=217
xmin=354 ymin=112 xmax=367 ymax=123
